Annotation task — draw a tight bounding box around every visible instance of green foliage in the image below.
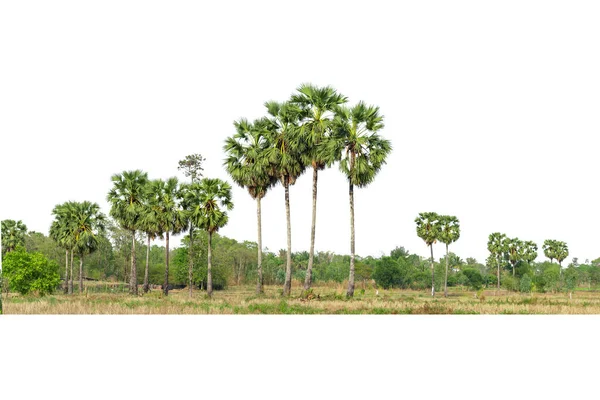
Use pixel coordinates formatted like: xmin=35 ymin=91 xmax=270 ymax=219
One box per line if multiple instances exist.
xmin=519 ymin=274 xmax=533 ymax=293
xmin=3 ymin=247 xmax=61 ymax=296
xmin=1 ymin=219 xmax=28 ymax=255
xmin=373 ymin=257 xmax=401 ymax=289
xmin=462 ymin=268 xmax=484 ymax=290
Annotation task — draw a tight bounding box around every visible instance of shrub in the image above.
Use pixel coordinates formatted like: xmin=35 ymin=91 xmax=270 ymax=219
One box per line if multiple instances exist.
xmin=501 ymin=274 xmax=518 ymax=292
xmin=462 ymin=268 xmax=484 ymax=290
xmin=3 ymin=247 xmax=61 ymax=296
xmin=372 ymin=257 xmax=401 ymax=289
xmin=519 ymin=274 xmax=532 ymax=293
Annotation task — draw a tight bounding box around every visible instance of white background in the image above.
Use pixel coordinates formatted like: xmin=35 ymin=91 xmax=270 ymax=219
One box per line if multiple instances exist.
xmin=1 ymin=1 xmax=600 ymax=398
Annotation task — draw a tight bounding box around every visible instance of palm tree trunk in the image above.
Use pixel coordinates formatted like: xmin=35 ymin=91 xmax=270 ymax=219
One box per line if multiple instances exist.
xmin=143 ymin=235 xmax=150 ymax=293
xmin=444 ymin=244 xmax=449 ymax=298
xmin=430 ymin=244 xmax=435 ymax=297
xmin=207 ymin=231 xmax=213 ymax=298
xmin=305 ymin=166 xmax=318 ymax=291
xmin=130 ymin=231 xmax=137 ymax=295
xmin=256 ymin=196 xmax=263 ymax=295
xmin=69 ymin=250 xmax=74 ymax=294
xmin=283 ymin=177 xmax=293 ymax=297
xmin=163 ymin=231 xmax=170 ymax=296
xmin=79 ymin=254 xmax=84 ymax=293
xmin=64 ymin=249 xmax=69 ymax=294
xmin=347 ymin=181 xmax=356 ymax=298
xmin=188 ymin=225 xmax=194 ymax=298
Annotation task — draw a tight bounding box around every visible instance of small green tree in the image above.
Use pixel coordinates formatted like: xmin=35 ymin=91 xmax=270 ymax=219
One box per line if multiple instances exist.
xmin=519 ymin=274 xmax=532 ymax=293
xmin=3 ymin=247 xmax=61 ymax=296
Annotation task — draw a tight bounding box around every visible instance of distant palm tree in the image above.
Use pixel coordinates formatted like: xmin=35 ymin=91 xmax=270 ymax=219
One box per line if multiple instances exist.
xmin=290 ymin=84 xmax=347 ymax=291
xmin=224 ymin=117 xmax=277 ymax=294
xmin=107 ymin=170 xmax=149 ymax=295
xmin=138 ymin=197 xmax=163 ymax=293
xmin=522 ymin=241 xmax=538 ymax=267
xmin=506 ymin=237 xmax=523 ymax=277
xmin=146 ymin=177 xmax=186 ymax=296
xmin=416 ymin=212 xmax=441 ymax=297
xmin=1 ymin=219 xmax=28 ymax=255
xmin=264 ymin=100 xmax=307 ymax=296
xmin=543 ymin=239 xmax=557 ymax=263
xmin=554 ymin=241 xmax=569 ymax=274
xmin=194 ymin=178 xmax=233 ymax=298
xmin=487 ymin=232 xmax=508 ymax=293
xmin=438 ymin=215 xmax=460 ymax=297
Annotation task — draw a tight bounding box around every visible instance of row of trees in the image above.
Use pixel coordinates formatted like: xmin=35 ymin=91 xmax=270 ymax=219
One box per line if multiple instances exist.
xmin=224 ymin=83 xmax=391 ymax=298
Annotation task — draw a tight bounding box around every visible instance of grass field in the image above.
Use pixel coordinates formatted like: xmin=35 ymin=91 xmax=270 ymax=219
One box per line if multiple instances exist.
xmin=4 ymin=282 xmax=600 ymax=314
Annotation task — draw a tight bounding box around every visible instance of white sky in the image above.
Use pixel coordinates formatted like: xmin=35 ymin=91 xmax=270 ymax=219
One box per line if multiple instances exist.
xmin=1 ymin=1 xmax=599 ymax=264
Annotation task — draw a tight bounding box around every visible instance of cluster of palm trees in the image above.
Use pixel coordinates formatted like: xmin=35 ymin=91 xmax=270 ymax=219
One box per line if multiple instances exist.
xmin=105 ymin=167 xmax=233 ymax=298
xmin=414 ymin=212 xmax=461 ymax=297
xmin=1 ymin=219 xmax=28 ymax=255
xmin=224 ymin=83 xmax=392 ymax=298
xmin=543 ymin=239 xmax=569 ymax=272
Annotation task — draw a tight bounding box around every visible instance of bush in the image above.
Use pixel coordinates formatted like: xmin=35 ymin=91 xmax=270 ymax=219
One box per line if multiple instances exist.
xmin=372 ymin=257 xmax=401 ymax=289
xmin=501 ymin=274 xmax=518 ymax=292
xmin=519 ymin=274 xmax=532 ymax=293
xmin=462 ymin=268 xmax=484 ymax=290
xmin=3 ymin=247 xmax=61 ymax=296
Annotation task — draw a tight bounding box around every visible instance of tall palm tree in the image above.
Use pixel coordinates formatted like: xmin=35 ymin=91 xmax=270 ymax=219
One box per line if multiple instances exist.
xmin=416 ymin=212 xmax=441 ymax=297
xmin=138 ymin=198 xmax=162 ymax=293
xmin=107 ymin=170 xmax=149 ymax=295
xmin=487 ymin=232 xmax=508 ymax=293
xmin=327 ymin=102 xmax=391 ymax=298
xmin=438 ymin=215 xmax=460 ymax=297
xmin=554 ymin=241 xmax=569 ymax=274
xmin=50 ymin=205 xmax=75 ymax=293
xmin=289 ymin=84 xmax=347 ymax=291
xmin=543 ymin=239 xmax=557 ymax=263
xmin=70 ymin=201 xmax=107 ymax=293
xmin=194 ymin=178 xmax=233 ymax=298
xmin=224 ymin=117 xmax=277 ymax=294
xmin=146 ymin=177 xmax=186 ymax=296
xmin=506 ymin=237 xmax=523 ymax=277
xmin=522 ymin=241 xmax=538 ymax=267
xmin=1 ymin=219 xmax=28 ymax=255
xmin=264 ymin=100 xmax=307 ymax=297
xmin=179 ymin=182 xmax=204 ymax=297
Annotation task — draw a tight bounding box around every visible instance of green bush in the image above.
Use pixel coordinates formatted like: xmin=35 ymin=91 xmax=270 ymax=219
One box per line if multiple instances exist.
xmin=462 ymin=268 xmax=484 ymax=290
xmin=519 ymin=274 xmax=532 ymax=293
xmin=501 ymin=274 xmax=518 ymax=292
xmin=372 ymin=257 xmax=401 ymax=289
xmin=3 ymin=247 xmax=61 ymax=296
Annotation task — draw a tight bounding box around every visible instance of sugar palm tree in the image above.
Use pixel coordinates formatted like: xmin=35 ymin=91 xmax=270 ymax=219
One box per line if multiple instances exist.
xmin=50 ymin=205 xmax=76 ymax=293
xmin=289 ymin=84 xmax=347 ymax=291
xmin=146 ymin=177 xmax=186 ymax=296
xmin=506 ymin=237 xmax=523 ymax=277
xmin=438 ymin=215 xmax=460 ymax=297
xmin=224 ymin=117 xmax=277 ymax=294
xmin=107 ymin=170 xmax=149 ymax=295
xmin=1 ymin=219 xmax=28 ymax=255
xmin=194 ymin=178 xmax=233 ymax=298
xmin=554 ymin=240 xmax=569 ymax=274
xmin=179 ymin=182 xmax=206 ymax=297
xmin=522 ymin=241 xmax=538 ymax=266
xmin=138 ymin=199 xmax=162 ymax=293
xmin=264 ymin=100 xmax=308 ymax=296
xmin=416 ymin=212 xmax=441 ymax=297
xmin=328 ymin=102 xmax=392 ymax=298
xmin=487 ymin=232 xmax=508 ymax=293
xmin=543 ymin=239 xmax=557 ymax=263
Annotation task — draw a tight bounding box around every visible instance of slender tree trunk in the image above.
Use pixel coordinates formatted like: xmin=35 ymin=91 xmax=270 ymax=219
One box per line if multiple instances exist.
xmin=256 ymin=196 xmax=264 ymax=295
xmin=69 ymin=250 xmax=74 ymax=294
xmin=347 ymin=181 xmax=356 ymax=298
xmin=513 ymin=263 xmax=515 ymax=277
xmin=283 ymin=177 xmax=293 ymax=297
xmin=143 ymin=236 xmax=150 ymax=293
xmin=430 ymin=244 xmax=435 ymax=297
xmin=207 ymin=231 xmax=213 ymax=298
xmin=64 ymin=249 xmax=69 ymax=294
xmin=497 ymin=254 xmax=501 ymax=294
xmin=130 ymin=231 xmax=138 ymax=295
xmin=305 ymin=166 xmax=318 ymax=291
xmin=79 ymin=254 xmax=84 ymax=293
xmin=188 ymin=225 xmax=194 ymax=298
xmin=163 ymin=231 xmax=170 ymax=296
xmin=444 ymin=244 xmax=449 ymax=298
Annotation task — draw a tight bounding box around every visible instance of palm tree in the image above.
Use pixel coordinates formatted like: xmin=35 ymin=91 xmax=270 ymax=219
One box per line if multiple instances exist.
xmin=106 ymin=170 xmax=149 ymax=295
xmin=264 ymin=100 xmax=308 ymax=296
xmin=487 ymin=232 xmax=508 ymax=293
xmin=328 ymin=102 xmax=391 ymax=298
xmin=224 ymin=117 xmax=277 ymax=294
xmin=146 ymin=177 xmax=186 ymax=296
xmin=438 ymin=215 xmax=460 ymax=297
xmin=543 ymin=239 xmax=557 ymax=263
xmin=138 ymin=199 xmax=162 ymax=294
xmin=194 ymin=178 xmax=233 ymax=298
xmin=522 ymin=241 xmax=538 ymax=266
xmin=416 ymin=212 xmax=441 ymax=297
xmin=554 ymin=241 xmax=569 ymax=274
xmin=179 ymin=182 xmax=205 ymax=297
xmin=1 ymin=219 xmax=28 ymax=255
xmin=289 ymin=84 xmax=348 ymax=291
xmin=50 ymin=205 xmax=75 ymax=293
xmin=506 ymin=237 xmax=523 ymax=277
xmin=70 ymin=201 xmax=107 ymax=293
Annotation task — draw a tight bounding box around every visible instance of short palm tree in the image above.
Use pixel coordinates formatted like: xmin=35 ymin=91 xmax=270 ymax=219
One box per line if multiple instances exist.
xmin=146 ymin=177 xmax=186 ymax=296
xmin=264 ymin=100 xmax=307 ymax=296
xmin=328 ymin=102 xmax=392 ymax=298
xmin=224 ymin=117 xmax=276 ymax=294
xmin=107 ymin=170 xmax=149 ymax=295
xmin=194 ymin=178 xmax=233 ymax=298
xmin=289 ymin=84 xmax=347 ymax=291
xmin=1 ymin=219 xmax=28 ymax=255
xmin=438 ymin=215 xmax=460 ymax=297
xmin=487 ymin=232 xmax=508 ymax=292
xmin=416 ymin=212 xmax=441 ymax=297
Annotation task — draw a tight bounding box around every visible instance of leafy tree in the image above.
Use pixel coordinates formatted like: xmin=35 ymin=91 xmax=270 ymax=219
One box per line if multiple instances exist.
xmin=3 ymin=247 xmax=61 ymax=296
xmin=372 ymin=257 xmax=401 ymax=289
xmin=438 ymin=215 xmax=460 ymax=297
xmin=1 ymin=219 xmax=28 ymax=255
xmin=289 ymin=84 xmax=347 ymax=291
xmin=107 ymin=170 xmax=149 ymax=295
xmin=487 ymin=232 xmax=508 ymax=292
xmin=328 ymin=101 xmax=392 ymax=298
xmin=224 ymin=117 xmax=277 ymax=294
xmin=462 ymin=268 xmax=484 ymax=290
xmin=519 ymin=274 xmax=532 ymax=293
xmin=564 ymin=266 xmax=578 ymax=298
xmin=177 ymin=153 xmax=206 ymax=184
xmin=415 ymin=212 xmax=440 ymax=297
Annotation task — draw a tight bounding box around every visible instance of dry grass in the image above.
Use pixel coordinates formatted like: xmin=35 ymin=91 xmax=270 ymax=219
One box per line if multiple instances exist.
xmin=4 ymin=284 xmax=600 ymax=314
